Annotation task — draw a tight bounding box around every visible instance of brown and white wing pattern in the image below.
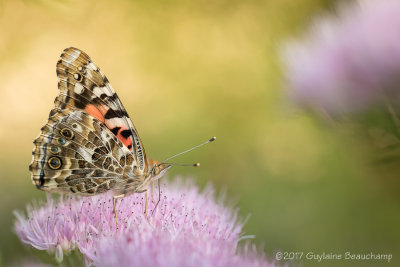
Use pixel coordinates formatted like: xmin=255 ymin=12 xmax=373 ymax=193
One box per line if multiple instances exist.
xmin=30 ymin=108 xmax=137 ymax=195
xmin=55 ymin=47 xmax=148 ymax=173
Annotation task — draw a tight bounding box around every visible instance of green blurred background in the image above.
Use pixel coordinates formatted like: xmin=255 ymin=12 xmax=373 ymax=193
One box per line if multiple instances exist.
xmin=0 ymin=0 xmax=399 ymax=266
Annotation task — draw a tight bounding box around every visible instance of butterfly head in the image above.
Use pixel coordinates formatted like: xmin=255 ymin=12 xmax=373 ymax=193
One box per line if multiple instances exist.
xmin=148 ymin=159 xmax=171 ymax=181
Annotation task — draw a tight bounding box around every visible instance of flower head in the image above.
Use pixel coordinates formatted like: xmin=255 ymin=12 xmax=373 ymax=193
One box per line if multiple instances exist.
xmin=15 ymin=178 xmax=275 ymax=267
xmin=282 ymin=0 xmax=400 ymax=115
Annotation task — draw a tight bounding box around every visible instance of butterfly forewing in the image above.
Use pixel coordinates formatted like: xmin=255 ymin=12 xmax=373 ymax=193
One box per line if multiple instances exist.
xmin=55 ymin=47 xmax=147 ymax=172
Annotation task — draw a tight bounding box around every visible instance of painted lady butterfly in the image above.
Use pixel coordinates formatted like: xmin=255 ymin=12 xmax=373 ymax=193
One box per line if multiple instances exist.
xmin=29 ymin=47 xmax=173 ymax=217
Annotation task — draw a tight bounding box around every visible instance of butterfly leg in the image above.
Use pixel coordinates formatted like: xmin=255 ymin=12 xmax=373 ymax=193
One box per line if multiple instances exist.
xmin=145 ymin=189 xmax=148 ymax=216
xmin=136 ymin=188 xmax=149 ymax=216
xmin=151 ymin=180 xmax=155 ymax=202
xmin=113 ymin=194 xmax=125 ymax=228
xmin=151 ymin=179 xmax=161 ymax=216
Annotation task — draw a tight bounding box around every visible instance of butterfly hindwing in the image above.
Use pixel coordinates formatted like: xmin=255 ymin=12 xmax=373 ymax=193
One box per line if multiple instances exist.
xmin=30 ymin=108 xmax=137 ymax=195
xmin=55 ymin=47 xmax=147 ymax=173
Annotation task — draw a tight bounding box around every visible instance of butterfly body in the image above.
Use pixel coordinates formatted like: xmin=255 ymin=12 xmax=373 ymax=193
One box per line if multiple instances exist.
xmin=30 ymin=47 xmax=170 ymax=198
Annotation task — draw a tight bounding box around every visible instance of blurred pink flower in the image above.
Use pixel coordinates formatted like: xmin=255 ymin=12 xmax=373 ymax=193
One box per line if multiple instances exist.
xmin=14 ymin=178 xmax=276 ymax=267
xmin=282 ymin=0 xmax=400 ymax=115
xmin=9 ymin=261 xmax=51 ymax=267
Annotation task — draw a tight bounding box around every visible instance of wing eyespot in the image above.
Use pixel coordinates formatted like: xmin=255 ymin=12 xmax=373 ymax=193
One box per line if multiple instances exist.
xmin=60 ymin=128 xmax=74 ymax=140
xmin=73 ymin=73 xmax=83 ymax=82
xmin=58 ymin=137 xmax=67 ymax=145
xmin=50 ymin=146 xmax=60 ymax=154
xmin=48 ymin=156 xmax=62 ymax=169
xmin=77 ymin=65 xmax=87 ymax=74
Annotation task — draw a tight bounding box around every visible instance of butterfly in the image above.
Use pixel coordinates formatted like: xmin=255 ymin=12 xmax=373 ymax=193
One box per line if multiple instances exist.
xmin=29 ymin=47 xmax=172 ymax=220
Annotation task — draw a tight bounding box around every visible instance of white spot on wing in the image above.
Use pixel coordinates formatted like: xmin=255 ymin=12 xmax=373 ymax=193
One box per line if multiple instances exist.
xmin=74 ymin=83 xmax=84 ymax=94
xmin=106 ymin=117 xmax=126 ymax=128
xmin=115 ymin=149 xmax=124 ymax=164
xmin=77 ymin=147 xmax=93 ymax=162
xmin=107 ymin=102 xmax=119 ymax=110
xmin=92 ymin=86 xmax=102 ymax=98
xmin=72 ymin=123 xmax=83 ymax=132
xmin=89 ymin=62 xmax=98 ymax=71
xmin=93 ymin=86 xmax=112 ymax=98
xmin=105 ymin=86 xmax=115 ymax=96
xmin=67 ymin=50 xmax=81 ymax=63
xmin=101 ymin=130 xmax=110 ymax=141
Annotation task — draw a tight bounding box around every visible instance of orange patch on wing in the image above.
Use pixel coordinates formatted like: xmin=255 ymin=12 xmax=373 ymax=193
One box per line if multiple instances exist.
xmin=116 ymin=126 xmax=133 ymax=149
xmin=85 ymin=104 xmax=105 ymax=123
xmin=97 ymin=105 xmax=108 ymax=116
xmin=85 ymin=104 xmax=133 ymax=150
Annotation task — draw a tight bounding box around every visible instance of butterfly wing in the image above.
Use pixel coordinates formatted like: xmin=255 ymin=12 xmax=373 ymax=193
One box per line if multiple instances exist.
xmin=30 ymin=108 xmax=138 ymax=195
xmin=54 ymin=47 xmax=147 ymax=173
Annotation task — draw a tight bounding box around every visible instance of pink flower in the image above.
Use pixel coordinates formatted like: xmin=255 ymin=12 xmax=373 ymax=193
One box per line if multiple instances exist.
xmin=14 ymin=178 xmax=276 ymax=267
xmin=9 ymin=261 xmax=51 ymax=267
xmin=282 ymin=0 xmax=400 ymax=115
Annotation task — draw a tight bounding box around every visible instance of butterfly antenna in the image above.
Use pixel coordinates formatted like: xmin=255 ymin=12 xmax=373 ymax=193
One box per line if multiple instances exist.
xmin=162 ymin=137 xmax=216 ymax=162
xmin=161 ymin=162 xmax=200 ymax=167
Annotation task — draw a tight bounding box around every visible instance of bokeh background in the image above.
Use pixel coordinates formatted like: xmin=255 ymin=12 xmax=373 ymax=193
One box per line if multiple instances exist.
xmin=1 ymin=0 xmax=399 ymax=266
